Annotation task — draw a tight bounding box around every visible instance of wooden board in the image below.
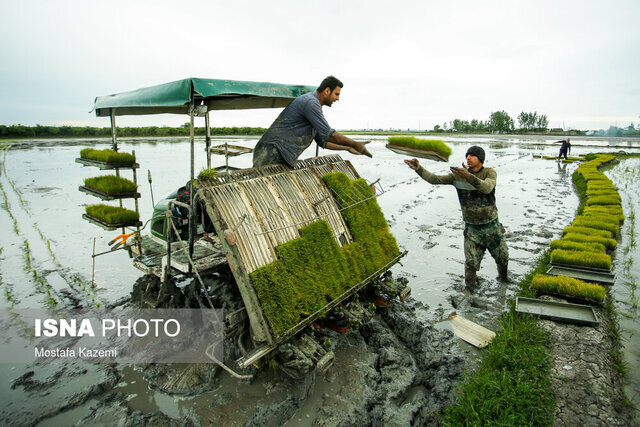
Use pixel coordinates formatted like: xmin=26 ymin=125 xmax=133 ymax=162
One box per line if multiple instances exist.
xmin=449 ymin=314 xmax=496 ymax=348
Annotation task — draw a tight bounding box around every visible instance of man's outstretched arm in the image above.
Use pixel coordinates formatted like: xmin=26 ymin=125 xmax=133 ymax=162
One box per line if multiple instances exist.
xmin=327 ymin=132 xmax=372 ymax=157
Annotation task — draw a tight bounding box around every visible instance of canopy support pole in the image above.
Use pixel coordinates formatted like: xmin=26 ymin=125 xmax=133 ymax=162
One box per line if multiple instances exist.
xmin=205 ymin=111 xmax=211 ymax=170
xmin=109 ymin=108 xmax=118 ymax=152
xmin=188 ymin=95 xmax=195 ymax=270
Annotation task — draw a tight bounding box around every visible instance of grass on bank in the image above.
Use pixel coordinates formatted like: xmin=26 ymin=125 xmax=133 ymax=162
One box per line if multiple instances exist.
xmin=531 ymin=274 xmax=606 ymax=303
xmin=83 ymin=175 xmax=137 ymax=195
xmin=387 ymin=136 xmax=452 ymax=158
xmin=85 ymin=204 xmax=139 ymax=224
xmin=440 ymin=252 xmax=555 ymax=425
xmin=80 ymin=148 xmax=135 ymax=164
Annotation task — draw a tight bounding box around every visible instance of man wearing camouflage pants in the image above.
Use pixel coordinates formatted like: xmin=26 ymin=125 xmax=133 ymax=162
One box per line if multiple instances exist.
xmin=405 ymin=146 xmax=509 ymax=290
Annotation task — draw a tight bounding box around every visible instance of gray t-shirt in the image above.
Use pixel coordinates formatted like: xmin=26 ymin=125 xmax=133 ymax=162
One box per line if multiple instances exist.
xmin=256 ymin=91 xmax=335 ymax=166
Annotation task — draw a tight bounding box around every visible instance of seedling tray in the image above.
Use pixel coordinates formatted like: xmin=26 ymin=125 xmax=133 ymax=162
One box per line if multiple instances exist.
xmin=385 ymin=143 xmax=449 ymax=162
xmin=546 ymin=265 xmax=615 ymax=286
xmin=82 ymin=213 xmax=142 ymax=231
xmin=516 ymin=296 xmax=599 ymax=326
xmin=209 ymin=144 xmax=253 ymax=157
xmin=75 ymin=158 xmax=139 ymax=170
xmin=78 ymin=185 xmax=140 ymax=201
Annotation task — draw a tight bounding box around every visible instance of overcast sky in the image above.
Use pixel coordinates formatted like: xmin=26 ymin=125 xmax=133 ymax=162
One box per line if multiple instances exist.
xmin=1 ymin=0 xmax=638 ymax=131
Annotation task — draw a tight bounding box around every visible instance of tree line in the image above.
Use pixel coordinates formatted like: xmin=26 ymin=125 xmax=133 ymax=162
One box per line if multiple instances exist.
xmin=0 ymin=124 xmax=267 ymax=139
xmin=434 ymin=110 xmax=549 ymax=133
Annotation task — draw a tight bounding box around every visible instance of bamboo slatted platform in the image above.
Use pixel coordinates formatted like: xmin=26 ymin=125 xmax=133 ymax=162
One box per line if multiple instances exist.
xmin=198 ymin=155 xmax=359 ymax=274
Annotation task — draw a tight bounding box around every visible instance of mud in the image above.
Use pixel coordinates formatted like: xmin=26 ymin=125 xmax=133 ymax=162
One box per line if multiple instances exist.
xmin=1 ymin=136 xmax=639 ymax=425
xmin=537 ymin=301 xmax=631 ymax=426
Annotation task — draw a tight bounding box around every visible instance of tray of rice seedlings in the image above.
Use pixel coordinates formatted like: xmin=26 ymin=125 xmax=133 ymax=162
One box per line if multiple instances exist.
xmin=550 ymin=249 xmax=612 ymax=271
xmin=550 ymin=239 xmax=607 ymax=253
xmin=562 ymin=226 xmax=612 ymax=239
xmin=83 ymin=204 xmax=141 ymax=230
xmin=587 ymin=184 xmax=617 ymax=194
xmin=583 ymin=207 xmax=624 ymax=222
xmin=563 ymin=232 xmax=617 ymax=250
xmin=546 ymin=264 xmax=616 ymax=286
xmin=586 ymin=188 xmax=621 ymax=197
xmin=586 ymin=194 xmax=622 ymax=207
xmin=532 ymin=154 xmax=542 ymax=158
xmin=516 ymin=297 xmax=599 ymax=326
xmin=582 ymin=211 xmax=624 ymax=224
xmin=386 ymin=136 xmax=452 ymax=162
xmin=80 ymin=175 xmax=139 ymax=200
xmin=572 ymin=216 xmax=619 ymax=235
xmin=543 ymin=155 xmax=558 ymax=160
xmin=530 ymin=274 xmax=606 ymax=306
xmin=76 ymin=148 xmax=137 ymax=169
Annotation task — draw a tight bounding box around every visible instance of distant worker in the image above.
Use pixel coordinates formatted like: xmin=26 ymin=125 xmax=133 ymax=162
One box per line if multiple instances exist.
xmin=404 ymin=146 xmax=509 ymax=290
xmin=252 ymin=75 xmax=372 ymax=168
xmin=554 ymin=138 xmax=571 ymax=160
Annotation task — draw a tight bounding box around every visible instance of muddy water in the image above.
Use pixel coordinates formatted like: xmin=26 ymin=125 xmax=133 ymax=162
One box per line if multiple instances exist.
xmin=605 ymin=158 xmax=640 ymax=421
xmin=1 ymin=135 xmax=639 ymax=424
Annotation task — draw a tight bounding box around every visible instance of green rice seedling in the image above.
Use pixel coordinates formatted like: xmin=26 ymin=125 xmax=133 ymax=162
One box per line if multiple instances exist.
xmin=586 ymin=195 xmax=622 ymax=207
xmin=84 ymin=175 xmax=137 ymax=195
xmin=567 ymin=156 xmax=583 ymax=161
xmin=550 ymin=239 xmax=606 ymax=253
xmin=85 ymin=204 xmax=139 ymax=224
xmin=532 ymin=154 xmax=542 ymax=158
xmin=197 ymin=168 xmax=218 ymax=182
xmin=530 ymin=274 xmax=606 ymax=303
xmin=562 ymin=226 xmax=612 ymax=238
xmin=80 ymin=148 xmax=135 ymax=164
xmin=249 ymin=172 xmax=400 ymax=336
xmin=550 ymin=249 xmax=612 ymax=269
xmin=543 ymin=155 xmax=557 ymax=160
xmin=572 ymin=216 xmax=619 ymax=234
xmin=563 ymin=232 xmax=617 ymax=250
xmin=387 ymin=136 xmax=452 ymax=158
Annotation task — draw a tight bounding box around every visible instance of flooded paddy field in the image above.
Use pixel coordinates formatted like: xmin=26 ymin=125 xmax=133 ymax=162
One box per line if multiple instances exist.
xmin=1 ymin=134 xmax=639 ymax=425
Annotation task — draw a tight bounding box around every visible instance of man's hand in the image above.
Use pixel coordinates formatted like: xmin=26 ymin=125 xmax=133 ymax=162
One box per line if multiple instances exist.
xmin=450 ymin=163 xmax=471 ymax=180
xmin=404 ymin=158 xmax=420 ymax=170
xmin=354 ymin=140 xmax=372 ymax=158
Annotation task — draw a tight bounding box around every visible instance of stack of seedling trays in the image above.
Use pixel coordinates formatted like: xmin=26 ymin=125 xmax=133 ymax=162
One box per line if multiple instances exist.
xmin=77 ymin=148 xmax=142 ymax=231
xmin=518 ymin=154 xmax=621 ymax=325
xmin=386 ymin=136 xmax=452 ymax=162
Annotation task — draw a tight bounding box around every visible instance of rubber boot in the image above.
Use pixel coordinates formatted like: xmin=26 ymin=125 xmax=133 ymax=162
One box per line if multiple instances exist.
xmin=465 ymin=267 xmax=477 ymax=291
xmin=497 ymin=262 xmax=510 ymax=282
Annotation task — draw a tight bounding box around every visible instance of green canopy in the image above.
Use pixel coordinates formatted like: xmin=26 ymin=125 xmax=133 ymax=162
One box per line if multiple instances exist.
xmin=94 ymin=77 xmax=316 ymax=117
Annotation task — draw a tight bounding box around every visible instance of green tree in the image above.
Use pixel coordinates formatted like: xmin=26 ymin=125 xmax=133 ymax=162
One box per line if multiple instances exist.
xmin=536 ymin=114 xmax=548 ymax=131
xmin=489 ymin=111 xmax=514 ymax=133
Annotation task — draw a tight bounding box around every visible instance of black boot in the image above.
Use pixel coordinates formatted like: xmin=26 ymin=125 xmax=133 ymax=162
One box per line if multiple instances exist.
xmin=497 ymin=262 xmax=510 ymax=282
xmin=465 ymin=267 xmax=477 ymax=291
